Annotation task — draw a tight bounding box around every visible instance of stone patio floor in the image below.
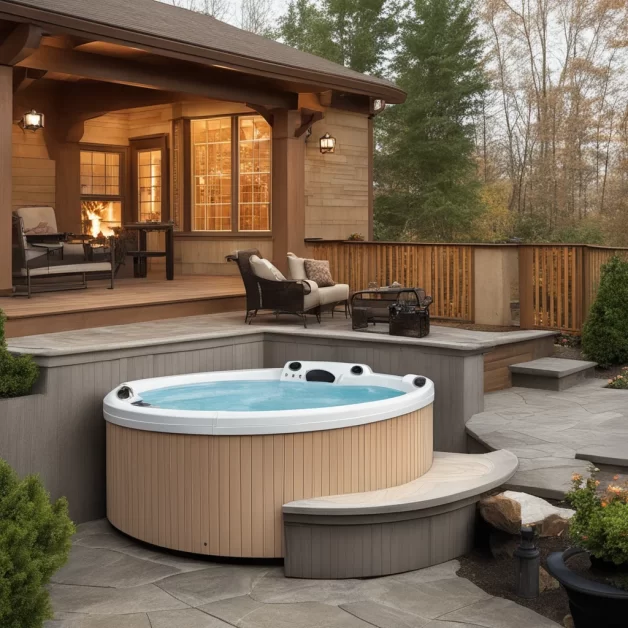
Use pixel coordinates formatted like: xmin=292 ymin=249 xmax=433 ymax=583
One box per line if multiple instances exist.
xmin=467 ymin=379 xmax=628 ymax=499
xmin=45 ymin=519 xmax=559 ymax=628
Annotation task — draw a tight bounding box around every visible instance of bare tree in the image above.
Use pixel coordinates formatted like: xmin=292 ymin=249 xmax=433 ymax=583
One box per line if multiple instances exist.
xmin=239 ymin=0 xmax=274 ymax=35
xmin=163 ymin=0 xmax=230 ymax=21
xmin=478 ymin=0 xmax=628 ymax=240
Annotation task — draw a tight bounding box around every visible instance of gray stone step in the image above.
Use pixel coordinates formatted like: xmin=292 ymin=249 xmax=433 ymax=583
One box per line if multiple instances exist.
xmin=509 ymin=357 xmax=597 ymax=391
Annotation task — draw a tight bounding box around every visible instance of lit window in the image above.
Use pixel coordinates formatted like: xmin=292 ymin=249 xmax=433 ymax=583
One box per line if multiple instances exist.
xmin=239 ymin=116 xmax=271 ymax=231
xmin=80 ymin=151 xmax=120 ymax=196
xmin=191 ymin=115 xmax=271 ymax=232
xmin=192 ymin=117 xmax=232 ymax=231
xmin=138 ymin=149 xmax=162 ymax=222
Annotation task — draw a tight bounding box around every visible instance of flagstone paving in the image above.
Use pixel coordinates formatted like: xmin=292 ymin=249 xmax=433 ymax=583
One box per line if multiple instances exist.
xmin=44 ymin=519 xmax=559 ymax=628
xmin=467 ymin=379 xmax=628 ymax=499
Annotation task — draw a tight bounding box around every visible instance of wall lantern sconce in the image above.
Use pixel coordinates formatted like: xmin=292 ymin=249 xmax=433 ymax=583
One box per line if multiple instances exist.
xmin=373 ymin=99 xmax=386 ymax=113
xmin=20 ymin=109 xmax=44 ymax=132
xmin=319 ymin=132 xmax=336 ymax=154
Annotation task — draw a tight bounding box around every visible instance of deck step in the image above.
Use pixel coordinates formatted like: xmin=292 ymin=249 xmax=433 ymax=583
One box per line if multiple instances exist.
xmin=509 ymin=357 xmax=597 ymax=391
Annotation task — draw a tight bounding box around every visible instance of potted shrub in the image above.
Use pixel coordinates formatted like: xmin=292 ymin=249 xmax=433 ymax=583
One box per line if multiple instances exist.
xmin=547 ymin=473 xmax=628 ymax=628
xmin=0 ymin=457 xmax=75 ymax=627
xmin=0 ymin=310 xmax=38 ymax=398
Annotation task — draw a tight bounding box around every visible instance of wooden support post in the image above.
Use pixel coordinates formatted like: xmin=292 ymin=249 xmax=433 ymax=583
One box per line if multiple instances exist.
xmin=518 ymin=246 xmax=535 ymax=329
xmin=0 ymin=65 xmax=13 ymax=296
xmin=272 ymin=109 xmax=305 ymax=274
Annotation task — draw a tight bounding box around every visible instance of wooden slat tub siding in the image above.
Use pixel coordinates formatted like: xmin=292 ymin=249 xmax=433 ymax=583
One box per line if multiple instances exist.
xmin=106 ymin=405 xmax=433 ymax=558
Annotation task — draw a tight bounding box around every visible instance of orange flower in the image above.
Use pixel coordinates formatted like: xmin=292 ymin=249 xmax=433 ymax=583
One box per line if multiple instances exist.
xmin=601 ymin=501 xmax=608 ymax=507
xmin=572 ymin=473 xmax=582 ymax=481
xmin=613 ymin=475 xmax=620 ymax=481
xmin=581 ymin=535 xmax=589 ymax=540
xmin=595 ymin=480 xmax=600 ymax=486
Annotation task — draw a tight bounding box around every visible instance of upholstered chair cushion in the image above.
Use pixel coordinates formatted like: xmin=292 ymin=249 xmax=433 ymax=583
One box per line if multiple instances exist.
xmin=287 ymin=252 xmax=307 ymax=280
xmin=304 ymin=259 xmax=335 ymax=288
xmin=250 ymin=254 xmax=286 ymax=281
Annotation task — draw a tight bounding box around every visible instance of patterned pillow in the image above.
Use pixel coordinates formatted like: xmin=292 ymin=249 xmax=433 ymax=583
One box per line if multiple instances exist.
xmin=304 ymin=259 xmax=335 ymax=288
xmin=24 ymin=222 xmax=56 ymax=235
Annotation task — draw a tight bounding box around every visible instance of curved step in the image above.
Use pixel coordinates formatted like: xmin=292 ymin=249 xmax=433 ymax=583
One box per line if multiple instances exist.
xmin=283 ymin=449 xmax=518 ymax=516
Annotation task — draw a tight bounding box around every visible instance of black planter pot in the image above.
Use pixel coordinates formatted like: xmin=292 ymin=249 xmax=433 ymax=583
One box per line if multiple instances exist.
xmin=547 ymin=548 xmax=628 ymax=628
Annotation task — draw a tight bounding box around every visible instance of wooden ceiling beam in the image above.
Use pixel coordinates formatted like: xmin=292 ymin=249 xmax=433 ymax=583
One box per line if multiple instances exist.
xmin=18 ymin=45 xmax=297 ymax=109
xmin=13 ymin=66 xmax=46 ymax=93
xmin=0 ymin=22 xmax=41 ymax=65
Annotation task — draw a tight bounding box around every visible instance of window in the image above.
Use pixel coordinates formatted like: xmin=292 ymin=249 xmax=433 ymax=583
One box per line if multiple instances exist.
xmin=80 ymin=150 xmax=120 ymax=196
xmin=192 ymin=117 xmax=232 ymax=231
xmin=191 ymin=115 xmax=271 ymax=232
xmin=138 ymin=149 xmax=162 ymax=221
xmin=239 ymin=116 xmax=271 ymax=231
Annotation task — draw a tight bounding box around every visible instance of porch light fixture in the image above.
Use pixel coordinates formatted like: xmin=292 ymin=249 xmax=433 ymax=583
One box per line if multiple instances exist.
xmin=373 ymin=99 xmax=386 ymax=113
xmin=20 ymin=109 xmax=44 ymax=132
xmin=319 ymin=132 xmax=336 ymax=154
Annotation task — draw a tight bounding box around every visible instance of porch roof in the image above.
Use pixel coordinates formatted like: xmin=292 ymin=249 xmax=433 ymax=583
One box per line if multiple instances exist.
xmin=0 ymin=0 xmax=406 ymax=103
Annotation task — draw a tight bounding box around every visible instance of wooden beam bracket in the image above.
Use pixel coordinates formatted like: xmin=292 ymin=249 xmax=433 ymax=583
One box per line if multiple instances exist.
xmin=295 ymin=109 xmax=323 ymax=138
xmin=0 ymin=23 xmax=42 ymax=66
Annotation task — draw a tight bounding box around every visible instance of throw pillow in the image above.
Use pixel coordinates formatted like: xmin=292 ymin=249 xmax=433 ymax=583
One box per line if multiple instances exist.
xmin=287 ymin=252 xmax=307 ymax=280
xmin=304 ymin=259 xmax=335 ymax=288
xmin=250 ymin=254 xmax=286 ymax=281
xmin=24 ymin=222 xmax=55 ymax=235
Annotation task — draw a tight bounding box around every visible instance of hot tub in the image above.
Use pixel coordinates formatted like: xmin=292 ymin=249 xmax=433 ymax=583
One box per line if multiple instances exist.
xmin=104 ymin=361 xmax=434 ymax=558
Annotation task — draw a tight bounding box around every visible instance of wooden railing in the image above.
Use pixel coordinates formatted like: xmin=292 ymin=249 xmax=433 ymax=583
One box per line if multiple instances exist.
xmin=518 ymin=245 xmax=628 ymax=332
xmin=305 ymin=241 xmax=475 ymax=321
xmin=304 ymin=240 xmax=628 ymax=332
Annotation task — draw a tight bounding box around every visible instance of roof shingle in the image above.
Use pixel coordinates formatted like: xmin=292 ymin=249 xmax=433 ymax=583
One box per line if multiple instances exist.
xmin=2 ymin=0 xmax=404 ymax=102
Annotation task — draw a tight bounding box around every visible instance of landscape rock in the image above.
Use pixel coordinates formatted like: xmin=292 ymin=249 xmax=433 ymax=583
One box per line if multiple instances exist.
xmin=563 ymin=614 xmax=574 ymax=628
xmin=480 ymin=491 xmax=574 ymax=537
xmin=539 ymin=567 xmax=559 ymax=593
xmin=489 ymin=529 xmax=519 ymax=560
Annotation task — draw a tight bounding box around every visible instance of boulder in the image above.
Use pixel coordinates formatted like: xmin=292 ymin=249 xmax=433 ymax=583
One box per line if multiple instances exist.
xmin=489 ymin=529 xmax=519 ymax=560
xmin=479 ymin=491 xmax=574 ymax=537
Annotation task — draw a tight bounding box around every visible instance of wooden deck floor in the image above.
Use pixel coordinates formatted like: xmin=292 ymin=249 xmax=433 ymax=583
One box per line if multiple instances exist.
xmin=1 ymin=275 xmax=245 ymax=338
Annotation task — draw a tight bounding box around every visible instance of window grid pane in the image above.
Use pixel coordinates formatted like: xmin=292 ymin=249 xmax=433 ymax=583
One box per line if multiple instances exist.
xmin=191 ymin=118 xmax=232 ymax=231
xmin=137 ymin=149 xmax=162 ymax=222
xmin=80 ymin=150 xmax=121 ymax=197
xmin=238 ymin=116 xmax=271 ymax=231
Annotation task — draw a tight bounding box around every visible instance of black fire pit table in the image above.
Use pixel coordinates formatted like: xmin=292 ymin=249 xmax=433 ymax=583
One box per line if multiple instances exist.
xmin=350 ymin=287 xmax=432 ymax=335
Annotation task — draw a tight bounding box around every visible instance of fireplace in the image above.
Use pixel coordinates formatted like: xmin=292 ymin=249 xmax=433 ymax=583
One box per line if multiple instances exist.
xmin=81 ymin=200 xmax=122 ymax=237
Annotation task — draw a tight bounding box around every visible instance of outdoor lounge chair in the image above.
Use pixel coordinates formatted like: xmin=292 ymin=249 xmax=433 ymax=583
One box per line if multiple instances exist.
xmin=226 ymin=249 xmax=319 ymax=327
xmin=12 ymin=214 xmax=115 ymax=297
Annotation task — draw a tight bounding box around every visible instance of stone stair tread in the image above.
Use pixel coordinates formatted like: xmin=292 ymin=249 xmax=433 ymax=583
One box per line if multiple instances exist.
xmin=576 ymin=445 xmax=628 ymax=468
xmin=509 ymin=357 xmax=597 ymax=378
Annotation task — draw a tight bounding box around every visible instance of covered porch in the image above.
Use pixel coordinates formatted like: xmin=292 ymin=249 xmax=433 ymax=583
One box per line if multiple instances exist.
xmin=0 ymin=0 xmax=403 ymax=319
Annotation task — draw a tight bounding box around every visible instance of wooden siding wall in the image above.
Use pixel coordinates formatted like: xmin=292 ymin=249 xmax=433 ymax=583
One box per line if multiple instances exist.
xmin=305 ymin=111 xmax=370 ymax=241
xmin=83 ymin=112 xmax=131 ymax=146
xmin=12 ymin=124 xmax=55 ymax=209
xmin=106 ymin=405 xmax=433 ymax=558
xmin=306 ymin=241 xmax=475 ymax=321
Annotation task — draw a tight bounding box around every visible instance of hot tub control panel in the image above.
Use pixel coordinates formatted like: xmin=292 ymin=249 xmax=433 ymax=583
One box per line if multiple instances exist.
xmin=281 ymin=361 xmax=373 ymax=383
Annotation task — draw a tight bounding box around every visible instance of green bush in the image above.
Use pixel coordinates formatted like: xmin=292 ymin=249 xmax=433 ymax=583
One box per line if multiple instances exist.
xmin=582 ymin=256 xmax=628 ymax=368
xmin=0 ymin=458 xmax=75 ymax=628
xmin=0 ymin=310 xmax=38 ymax=398
xmin=566 ymin=472 xmax=628 ymax=566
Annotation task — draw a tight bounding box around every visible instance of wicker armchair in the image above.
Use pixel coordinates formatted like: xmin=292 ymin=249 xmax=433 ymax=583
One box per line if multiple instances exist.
xmin=226 ymin=249 xmax=319 ymax=327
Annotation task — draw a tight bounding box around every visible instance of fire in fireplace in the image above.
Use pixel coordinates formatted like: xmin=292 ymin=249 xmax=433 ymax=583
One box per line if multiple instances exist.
xmin=81 ymin=201 xmax=122 ymax=237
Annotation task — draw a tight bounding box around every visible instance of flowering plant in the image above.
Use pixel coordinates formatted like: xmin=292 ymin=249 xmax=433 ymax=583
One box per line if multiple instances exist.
xmin=566 ymin=472 xmax=628 ymax=565
xmin=608 ymin=367 xmax=628 ymax=390
xmin=347 ymin=232 xmax=365 ymax=241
